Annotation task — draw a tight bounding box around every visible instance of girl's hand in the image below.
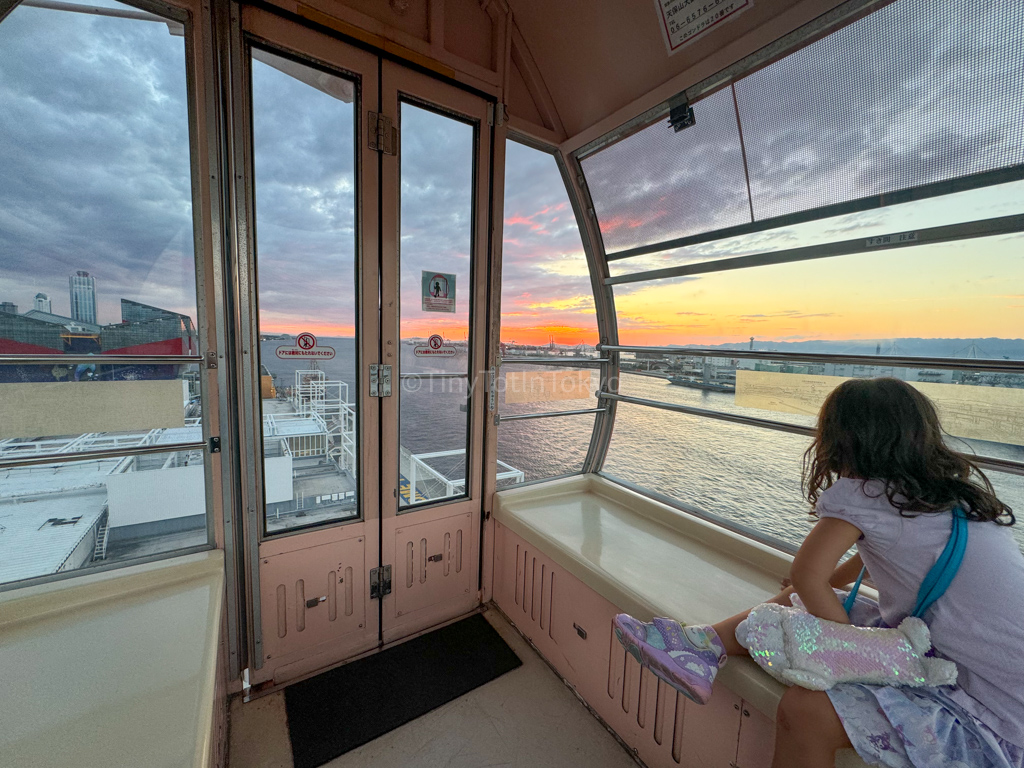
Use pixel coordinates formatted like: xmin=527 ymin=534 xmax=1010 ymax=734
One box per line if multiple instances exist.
xmin=791 ymin=518 xmax=864 ymax=625
xmin=780 ymin=576 xmax=793 ymax=589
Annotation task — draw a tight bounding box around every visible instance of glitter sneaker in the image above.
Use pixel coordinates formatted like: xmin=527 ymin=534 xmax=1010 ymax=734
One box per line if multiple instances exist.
xmin=613 ymin=615 xmax=727 ymax=704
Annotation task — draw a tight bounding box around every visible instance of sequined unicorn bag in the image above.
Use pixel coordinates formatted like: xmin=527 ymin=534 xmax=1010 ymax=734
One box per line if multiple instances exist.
xmin=736 ymin=511 xmax=966 ymax=691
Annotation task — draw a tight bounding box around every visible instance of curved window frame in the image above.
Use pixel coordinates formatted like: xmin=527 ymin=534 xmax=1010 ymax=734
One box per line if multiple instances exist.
xmin=559 ymin=0 xmax=1024 ymax=554
xmin=494 ymin=132 xmax=614 ymax=487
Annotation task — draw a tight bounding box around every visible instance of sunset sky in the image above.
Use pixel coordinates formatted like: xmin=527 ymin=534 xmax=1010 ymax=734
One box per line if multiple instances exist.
xmin=1 ymin=0 xmax=1021 ymax=351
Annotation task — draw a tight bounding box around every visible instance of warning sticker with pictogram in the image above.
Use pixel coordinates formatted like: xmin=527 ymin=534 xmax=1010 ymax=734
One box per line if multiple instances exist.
xmin=413 ymin=333 xmax=457 ymax=357
xmin=421 ymin=271 xmax=456 ymax=313
xmin=275 ymin=332 xmax=336 ymax=359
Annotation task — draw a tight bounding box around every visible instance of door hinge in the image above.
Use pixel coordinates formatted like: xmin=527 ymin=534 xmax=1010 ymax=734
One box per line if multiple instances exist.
xmin=368 ymin=111 xmax=397 ymax=154
xmin=486 ymin=103 xmax=507 ymax=127
xmin=370 ymin=565 xmax=392 ymax=600
xmin=369 ymin=364 xmax=392 ymax=397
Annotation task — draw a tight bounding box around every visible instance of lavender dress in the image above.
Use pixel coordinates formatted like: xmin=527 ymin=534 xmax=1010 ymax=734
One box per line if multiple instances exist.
xmin=816 ymin=480 xmax=1024 ymax=768
xmin=828 ymin=595 xmax=1023 ymax=768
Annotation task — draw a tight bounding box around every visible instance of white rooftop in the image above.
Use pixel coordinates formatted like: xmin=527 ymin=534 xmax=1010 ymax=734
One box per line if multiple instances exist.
xmin=0 ymin=458 xmax=122 ymax=500
xmin=0 ymin=491 xmax=106 ymax=583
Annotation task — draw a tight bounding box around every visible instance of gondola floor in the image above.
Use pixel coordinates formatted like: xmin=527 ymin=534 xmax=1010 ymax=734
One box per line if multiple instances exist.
xmin=283 ymin=613 xmax=521 ymax=768
xmin=227 ymin=607 xmax=640 ymax=768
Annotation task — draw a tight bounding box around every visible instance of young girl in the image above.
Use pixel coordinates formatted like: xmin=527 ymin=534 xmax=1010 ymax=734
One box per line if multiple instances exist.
xmin=614 ymin=378 xmax=1024 ymax=768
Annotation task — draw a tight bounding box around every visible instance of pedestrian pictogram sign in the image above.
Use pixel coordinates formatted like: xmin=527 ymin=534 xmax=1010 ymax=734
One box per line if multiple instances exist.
xmin=421 ymin=271 xmax=456 ymax=313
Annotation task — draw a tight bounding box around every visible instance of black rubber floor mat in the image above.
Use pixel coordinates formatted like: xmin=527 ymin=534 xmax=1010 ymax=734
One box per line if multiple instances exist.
xmin=284 ymin=612 xmax=522 ymax=768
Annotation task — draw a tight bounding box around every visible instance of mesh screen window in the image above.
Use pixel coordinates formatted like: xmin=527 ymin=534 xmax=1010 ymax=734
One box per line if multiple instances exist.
xmin=581 ymin=0 xmax=1024 ymax=257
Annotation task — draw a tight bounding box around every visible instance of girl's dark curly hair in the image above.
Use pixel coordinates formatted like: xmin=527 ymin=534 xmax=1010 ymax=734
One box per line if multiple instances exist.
xmin=802 ymin=377 xmax=1014 ymax=524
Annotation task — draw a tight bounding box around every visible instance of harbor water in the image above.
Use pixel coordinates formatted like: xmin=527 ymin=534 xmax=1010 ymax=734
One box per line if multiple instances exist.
xmin=260 ymin=337 xmax=1024 ymax=553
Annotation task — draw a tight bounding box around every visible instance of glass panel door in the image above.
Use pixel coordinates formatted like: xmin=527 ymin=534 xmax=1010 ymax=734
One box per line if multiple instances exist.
xmin=378 ymin=62 xmax=491 ymax=642
xmin=238 ymin=14 xmax=493 ymax=678
xmin=240 ymin=8 xmax=380 ymax=685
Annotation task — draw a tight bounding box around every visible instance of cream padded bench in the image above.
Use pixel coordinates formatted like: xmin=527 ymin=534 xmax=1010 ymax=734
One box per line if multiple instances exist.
xmin=0 ymin=551 xmax=225 ymax=768
xmin=492 ymin=474 xmax=869 ymax=768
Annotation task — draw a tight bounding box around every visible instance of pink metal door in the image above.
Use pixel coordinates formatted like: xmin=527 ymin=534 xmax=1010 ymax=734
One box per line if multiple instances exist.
xmin=378 ymin=61 xmax=492 ymax=642
xmin=241 ymin=17 xmax=493 ymax=684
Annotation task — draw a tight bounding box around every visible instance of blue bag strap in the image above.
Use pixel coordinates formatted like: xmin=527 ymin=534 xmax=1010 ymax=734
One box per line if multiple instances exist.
xmin=841 ymin=507 xmax=967 ymax=618
xmin=842 ymin=565 xmax=867 ymax=614
xmin=911 ymin=508 xmax=968 ymax=619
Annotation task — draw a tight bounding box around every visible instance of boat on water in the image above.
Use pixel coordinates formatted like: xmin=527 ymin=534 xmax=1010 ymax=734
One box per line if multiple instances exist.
xmin=667 ymin=375 xmax=736 ymax=393
xmin=1 ymin=1 xmax=1021 ymax=767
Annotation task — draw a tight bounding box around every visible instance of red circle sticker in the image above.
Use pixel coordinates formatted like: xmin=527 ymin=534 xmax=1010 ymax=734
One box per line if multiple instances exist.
xmin=427 ymin=334 xmax=444 ymax=350
xmin=296 ymin=333 xmax=316 ymax=350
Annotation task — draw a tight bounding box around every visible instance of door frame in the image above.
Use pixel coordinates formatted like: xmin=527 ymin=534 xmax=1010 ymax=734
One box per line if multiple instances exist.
xmin=232 ymin=6 xmax=381 ymax=685
xmin=230 ymin=6 xmax=498 ymax=686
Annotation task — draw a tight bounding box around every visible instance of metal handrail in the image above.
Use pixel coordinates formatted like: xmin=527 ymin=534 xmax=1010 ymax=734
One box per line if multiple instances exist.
xmin=599 ymin=346 xmax=1024 ymax=374
xmin=0 ymin=354 xmax=203 ymax=365
xmin=0 ymin=440 xmax=207 ymax=470
xmin=398 ymin=372 xmax=468 ymax=379
xmin=602 ymin=167 xmax=1024 ymax=263
xmin=500 ymin=407 xmax=607 ymax=422
xmin=605 ymin=214 xmax=1024 ymax=286
xmin=599 ymin=392 xmax=1024 ymax=476
xmin=600 ymin=393 xmax=812 ymax=435
xmin=500 ymin=357 xmax=610 ymax=365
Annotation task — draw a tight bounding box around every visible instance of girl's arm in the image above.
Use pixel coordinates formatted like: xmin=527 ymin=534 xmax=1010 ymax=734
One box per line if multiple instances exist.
xmin=791 ymin=517 xmax=864 ymax=624
xmin=780 ymin=551 xmax=866 ymax=589
xmin=829 ymin=551 xmax=865 ymax=588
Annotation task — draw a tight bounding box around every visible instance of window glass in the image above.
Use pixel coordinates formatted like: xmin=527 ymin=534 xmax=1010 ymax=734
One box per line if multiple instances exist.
xmin=0 ymin=0 xmax=206 ymax=587
xmin=497 ymin=415 xmax=594 ymax=484
xmin=734 ymin=0 xmax=1024 ymax=221
xmin=603 ymin=402 xmax=1024 ymax=553
xmin=0 ymin=449 xmax=208 ymax=586
xmin=581 ymin=87 xmax=749 ymax=255
xmin=502 ymin=141 xmax=597 ymax=348
xmin=397 ymin=103 xmax=475 ymax=509
xmin=498 ymin=140 xmax=599 ymax=484
xmin=615 ymin=366 xmax=1024 ymax=470
xmin=582 ymin=0 xmax=1024 ymax=255
xmin=0 ymin=1 xmax=197 ymax=341
xmin=250 ymin=49 xmax=359 ymax=533
xmin=612 ymin=233 xmax=1024 ymax=354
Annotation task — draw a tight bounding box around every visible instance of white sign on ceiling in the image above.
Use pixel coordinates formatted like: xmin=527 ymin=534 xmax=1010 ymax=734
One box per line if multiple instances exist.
xmin=653 ymin=0 xmax=753 ymax=55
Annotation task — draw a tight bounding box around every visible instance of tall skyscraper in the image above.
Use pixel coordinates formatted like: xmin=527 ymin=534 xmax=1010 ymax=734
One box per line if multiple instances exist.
xmin=69 ymin=271 xmax=97 ymax=325
xmin=33 ymin=293 xmax=51 ymax=313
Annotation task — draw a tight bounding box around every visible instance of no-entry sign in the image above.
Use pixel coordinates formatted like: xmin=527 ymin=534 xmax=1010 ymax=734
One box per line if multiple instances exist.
xmin=276 ymin=333 xmax=336 ymax=360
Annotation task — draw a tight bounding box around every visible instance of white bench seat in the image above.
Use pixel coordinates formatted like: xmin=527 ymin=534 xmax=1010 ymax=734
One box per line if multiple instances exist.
xmin=493 ymin=474 xmax=870 ymax=768
xmin=0 ymin=551 xmax=225 ymax=768
xmin=494 ymin=474 xmax=790 ymax=716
